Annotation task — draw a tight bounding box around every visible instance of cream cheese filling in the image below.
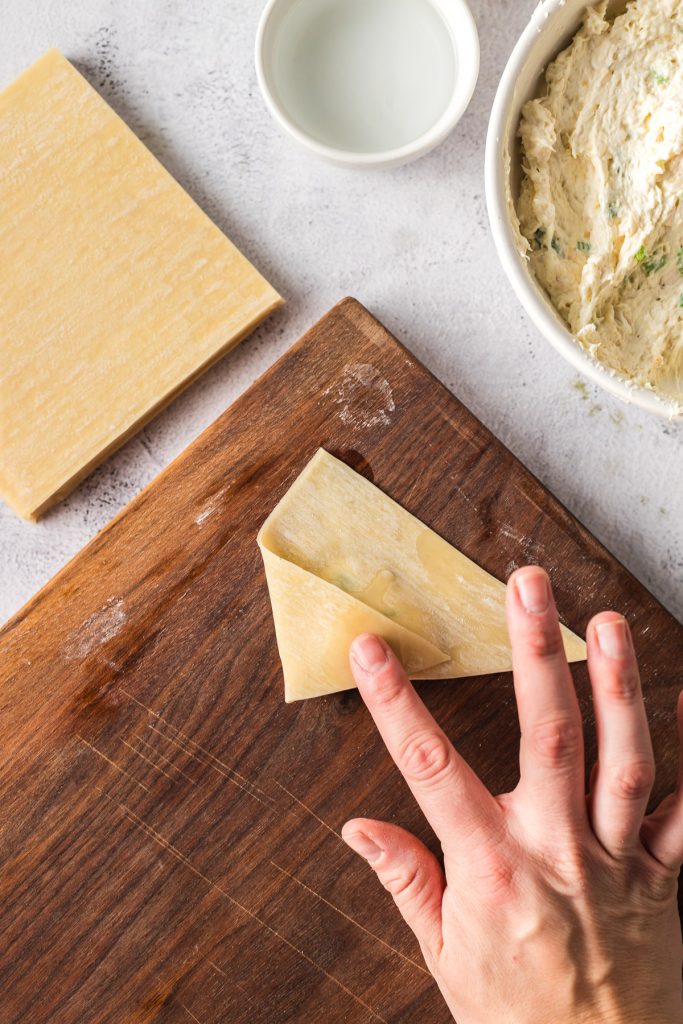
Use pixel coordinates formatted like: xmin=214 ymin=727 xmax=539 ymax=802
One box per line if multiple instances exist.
xmin=515 ymin=0 xmax=683 ymax=405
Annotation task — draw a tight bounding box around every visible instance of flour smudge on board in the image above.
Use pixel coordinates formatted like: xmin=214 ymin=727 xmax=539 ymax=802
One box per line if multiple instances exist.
xmin=323 ymin=363 xmax=395 ymax=429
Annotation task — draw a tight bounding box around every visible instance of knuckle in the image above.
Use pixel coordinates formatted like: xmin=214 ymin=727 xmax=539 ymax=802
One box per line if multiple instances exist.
xmin=401 ymin=731 xmax=453 ymax=786
xmin=546 ymin=843 xmax=591 ymax=897
xmin=601 ymin=667 xmax=641 ymax=703
xmin=473 ymin=847 xmax=516 ymax=901
xmin=531 ymin=716 xmax=582 ymax=767
xmin=369 ymin=663 xmax=405 ymax=707
xmin=608 ymin=760 xmax=655 ymax=802
xmin=382 ymin=862 xmax=421 ymax=900
xmin=523 ymin=623 xmax=565 ymax=660
xmin=566 ymin=858 xmax=591 ymax=897
xmin=642 ymin=861 xmax=679 ymax=903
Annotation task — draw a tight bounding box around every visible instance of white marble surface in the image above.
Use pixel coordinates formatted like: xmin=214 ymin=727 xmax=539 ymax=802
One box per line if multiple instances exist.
xmin=0 ymin=0 xmax=681 ymax=625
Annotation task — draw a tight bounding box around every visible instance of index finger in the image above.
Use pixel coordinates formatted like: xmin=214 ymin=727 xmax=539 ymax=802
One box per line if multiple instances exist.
xmin=349 ymin=634 xmax=503 ymax=857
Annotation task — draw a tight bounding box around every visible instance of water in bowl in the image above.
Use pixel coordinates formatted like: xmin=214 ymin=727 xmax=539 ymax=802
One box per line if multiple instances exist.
xmin=270 ymin=0 xmax=457 ymax=154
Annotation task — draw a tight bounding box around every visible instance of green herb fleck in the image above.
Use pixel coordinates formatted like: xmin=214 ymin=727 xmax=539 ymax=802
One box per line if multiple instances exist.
xmin=644 ymin=253 xmax=667 ymax=275
xmin=635 ymin=245 xmax=667 ymax=275
xmin=576 ymin=240 xmax=592 ymax=252
xmin=677 ymin=293 xmax=683 ymax=309
xmin=551 ymin=235 xmax=562 ymax=255
xmin=651 ymin=59 xmax=672 ymax=85
xmin=532 ymin=226 xmax=546 ymax=250
xmin=572 ymin=378 xmax=590 ymax=400
xmin=607 ymin=201 xmax=619 ymax=219
xmin=676 ymin=247 xmax=683 ymax=276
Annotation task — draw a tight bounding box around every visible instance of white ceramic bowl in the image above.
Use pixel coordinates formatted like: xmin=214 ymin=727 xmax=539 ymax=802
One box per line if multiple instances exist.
xmin=255 ymin=0 xmax=480 ymax=169
xmin=485 ymin=0 xmax=682 ymax=420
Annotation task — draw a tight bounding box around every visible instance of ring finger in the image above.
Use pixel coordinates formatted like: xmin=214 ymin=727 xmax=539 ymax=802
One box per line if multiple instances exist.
xmin=587 ymin=612 xmax=655 ymax=857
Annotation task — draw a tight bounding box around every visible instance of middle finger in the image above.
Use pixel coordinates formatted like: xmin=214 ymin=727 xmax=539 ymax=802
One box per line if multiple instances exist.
xmin=507 ymin=567 xmax=586 ymax=828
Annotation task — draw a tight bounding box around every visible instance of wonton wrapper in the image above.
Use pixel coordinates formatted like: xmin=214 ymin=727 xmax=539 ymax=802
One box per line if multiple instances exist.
xmin=258 ymin=450 xmax=586 ymax=702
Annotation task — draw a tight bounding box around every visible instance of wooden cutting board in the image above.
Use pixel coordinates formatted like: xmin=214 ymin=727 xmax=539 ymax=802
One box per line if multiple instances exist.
xmin=0 ymin=298 xmax=680 ymax=1024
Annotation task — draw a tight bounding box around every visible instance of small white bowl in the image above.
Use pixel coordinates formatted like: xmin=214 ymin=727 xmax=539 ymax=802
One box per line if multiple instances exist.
xmin=485 ymin=0 xmax=682 ymax=420
xmin=255 ymin=0 xmax=479 ymax=169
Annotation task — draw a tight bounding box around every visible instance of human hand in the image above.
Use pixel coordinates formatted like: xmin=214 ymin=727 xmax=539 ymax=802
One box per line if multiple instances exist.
xmin=342 ymin=566 xmax=683 ymax=1024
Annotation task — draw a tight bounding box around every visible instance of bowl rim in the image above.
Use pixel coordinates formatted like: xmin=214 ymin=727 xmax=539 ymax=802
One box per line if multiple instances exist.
xmin=255 ymin=0 xmax=480 ymax=169
xmin=484 ymin=0 xmax=682 ymax=420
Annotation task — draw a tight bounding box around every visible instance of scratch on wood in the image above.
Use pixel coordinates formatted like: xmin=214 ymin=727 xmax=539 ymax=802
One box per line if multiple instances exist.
xmin=148 ymin=724 xmax=272 ymax=809
xmin=208 ymin=963 xmax=260 ymax=1011
xmin=121 ymin=737 xmax=176 ymax=782
xmin=450 ymin=482 xmax=480 ymax=516
xmin=76 ymin=733 xmax=150 ymax=793
xmin=177 ymin=1001 xmax=203 ymax=1024
xmin=273 ymin=781 xmax=342 ymax=839
xmin=102 ymin=793 xmax=387 ymax=1023
xmin=149 ymin=724 xmax=262 ymax=798
xmin=498 ymin=524 xmax=528 ymax=547
xmin=134 ymin=734 xmax=197 ymax=784
xmin=120 ymin=688 xmax=159 ymax=717
xmin=208 ymin=959 xmax=227 ymax=978
xmin=234 ymin=979 xmax=260 ymax=1011
xmin=270 ymin=861 xmax=429 ymax=976
xmin=121 ymin=688 xmax=272 ymax=803
xmin=163 ymin=725 xmax=273 ymax=801
xmin=403 ymin=465 xmax=428 ymax=507
xmin=436 ymin=409 xmax=478 ymax=448
xmin=513 ymin=483 xmax=546 ymax=517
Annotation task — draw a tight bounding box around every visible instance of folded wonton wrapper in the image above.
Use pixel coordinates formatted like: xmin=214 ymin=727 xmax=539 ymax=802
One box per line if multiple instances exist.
xmin=258 ymin=450 xmax=586 ymax=702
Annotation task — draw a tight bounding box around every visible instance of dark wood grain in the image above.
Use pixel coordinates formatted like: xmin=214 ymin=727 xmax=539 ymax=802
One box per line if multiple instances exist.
xmin=0 ymin=298 xmax=680 ymax=1024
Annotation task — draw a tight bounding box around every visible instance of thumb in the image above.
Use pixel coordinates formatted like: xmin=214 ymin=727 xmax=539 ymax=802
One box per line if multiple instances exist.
xmin=342 ymin=817 xmax=445 ymax=967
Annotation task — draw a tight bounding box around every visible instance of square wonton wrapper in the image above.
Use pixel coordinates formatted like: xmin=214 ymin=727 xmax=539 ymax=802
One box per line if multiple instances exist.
xmin=0 ymin=50 xmax=282 ymax=519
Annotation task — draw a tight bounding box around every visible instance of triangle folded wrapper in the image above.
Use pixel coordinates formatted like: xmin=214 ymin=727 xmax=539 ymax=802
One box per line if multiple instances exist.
xmin=257 ymin=449 xmax=587 ymax=702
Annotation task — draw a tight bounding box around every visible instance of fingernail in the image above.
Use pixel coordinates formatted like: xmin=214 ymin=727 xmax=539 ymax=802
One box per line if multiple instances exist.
xmin=351 ymin=634 xmax=388 ymax=673
xmin=595 ymin=619 xmax=630 ymax=659
xmin=343 ymin=830 xmax=382 ymax=864
xmin=515 ymin=570 xmax=551 ymax=614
